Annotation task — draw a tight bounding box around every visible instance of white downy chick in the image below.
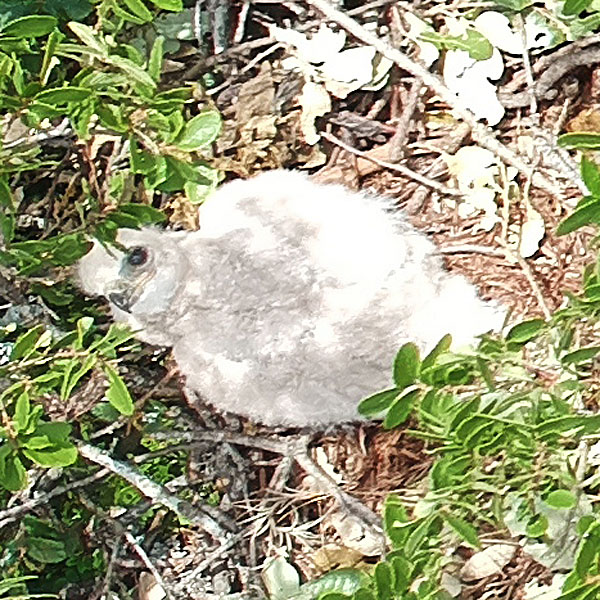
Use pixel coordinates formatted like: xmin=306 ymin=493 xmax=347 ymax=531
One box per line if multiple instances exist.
xmin=78 ymin=170 xmax=504 ymax=427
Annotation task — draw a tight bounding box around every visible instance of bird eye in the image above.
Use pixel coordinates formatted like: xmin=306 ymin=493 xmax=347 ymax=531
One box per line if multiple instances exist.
xmin=126 ymin=246 xmax=149 ymax=267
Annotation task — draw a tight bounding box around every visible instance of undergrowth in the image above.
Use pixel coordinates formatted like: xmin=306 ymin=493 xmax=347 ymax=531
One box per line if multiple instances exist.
xmin=2 ymin=1 xmax=600 ymax=599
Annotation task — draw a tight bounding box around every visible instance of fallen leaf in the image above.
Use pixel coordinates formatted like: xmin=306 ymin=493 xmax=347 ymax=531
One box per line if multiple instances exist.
xmin=299 ymin=81 xmax=331 ymax=145
xmin=444 ymin=47 xmax=505 ymax=125
xmin=262 ymin=555 xmax=301 ymax=600
xmin=518 ymin=209 xmax=545 ymax=258
xmin=325 ymin=511 xmax=383 ymax=556
xmin=460 ymin=544 xmax=516 ymax=581
xmin=313 ymin=543 xmax=364 ymax=572
xmin=321 ymin=46 xmax=376 ymax=98
xmin=271 ymin=23 xmax=345 ymax=65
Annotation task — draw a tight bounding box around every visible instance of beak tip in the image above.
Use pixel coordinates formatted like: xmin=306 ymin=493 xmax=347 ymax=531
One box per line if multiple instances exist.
xmin=108 ymin=291 xmax=132 ymax=313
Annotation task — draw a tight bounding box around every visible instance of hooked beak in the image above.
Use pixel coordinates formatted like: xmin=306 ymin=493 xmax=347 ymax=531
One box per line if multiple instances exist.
xmin=108 ymin=290 xmax=134 ymax=313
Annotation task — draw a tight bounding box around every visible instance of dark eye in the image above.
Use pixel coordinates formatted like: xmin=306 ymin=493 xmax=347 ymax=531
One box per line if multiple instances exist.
xmin=126 ymin=246 xmax=149 ymax=267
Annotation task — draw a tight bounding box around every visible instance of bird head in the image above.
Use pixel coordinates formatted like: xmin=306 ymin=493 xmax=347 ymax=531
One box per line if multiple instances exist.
xmin=77 ymin=228 xmax=190 ymax=321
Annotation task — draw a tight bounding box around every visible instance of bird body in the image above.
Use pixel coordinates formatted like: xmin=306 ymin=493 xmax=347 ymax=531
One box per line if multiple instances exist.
xmin=78 ymin=171 xmax=504 ymax=427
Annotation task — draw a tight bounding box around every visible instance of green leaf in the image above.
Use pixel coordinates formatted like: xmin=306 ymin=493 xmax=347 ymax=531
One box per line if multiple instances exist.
xmin=578 ymin=516 xmax=596 ymax=536
xmin=67 ymin=22 xmax=109 ymax=55
xmin=22 ymin=444 xmax=78 ymax=467
xmin=383 ymin=388 xmax=420 ymax=430
xmin=14 ymin=391 xmax=30 ymax=433
xmin=557 ymin=198 xmax=600 ymax=235
xmin=526 ymin=514 xmax=548 ymax=538
xmin=34 ymin=86 xmax=93 ymax=104
xmin=2 ymin=15 xmax=57 ymax=37
xmin=0 ymin=447 xmax=27 ymax=491
xmin=575 ymin=523 xmax=600 ymax=579
xmin=27 ymin=536 xmax=67 ymax=563
xmin=557 ymin=583 xmax=600 ymax=600
xmin=10 ymin=325 xmax=44 ymax=360
xmin=119 ymin=203 xmax=166 ymax=224
xmin=40 ymin=30 xmax=62 ymax=86
xmin=174 ymin=111 xmax=222 ymax=151
xmin=430 ymin=455 xmax=470 ymax=489
xmin=505 ymin=319 xmax=545 ymax=344
xmin=35 ymin=421 xmax=72 ymax=442
xmin=374 ymin=562 xmax=393 ymax=600
xmin=405 ymin=515 xmax=440 ymax=555
xmin=584 ymin=282 xmax=600 ymax=300
xmin=421 ymin=334 xmax=452 ymax=371
xmin=122 ymin=0 xmax=153 ymax=22
xmin=46 ymin=0 xmax=94 ymax=20
xmin=383 ymin=495 xmax=410 ymax=544
xmin=458 ymin=29 xmax=494 ymax=60
xmin=581 ymin=156 xmax=600 ymax=196
xmin=358 ymin=388 xmax=400 ymax=417
xmin=558 ymin=132 xmax=600 ymax=149
xmin=25 ymin=435 xmax=55 ymax=450
xmin=104 ymin=365 xmax=134 ymax=416
xmin=76 ymin=316 xmax=94 ymax=347
xmin=353 ymin=589 xmax=376 ymax=600
xmin=546 ymin=489 xmax=577 ymax=509
xmin=60 ymin=355 xmax=96 ymax=400
xmin=148 ymin=35 xmax=164 ymax=82
xmin=52 ymin=233 xmax=91 ymax=265
xmin=111 ymin=3 xmax=147 ymax=24
xmin=393 ymin=343 xmax=420 ymax=388
xmin=109 ymin=55 xmax=156 ymax=88
xmin=184 ymin=176 xmax=219 ymax=204
xmin=493 ymin=0 xmax=534 ymax=7
xmin=128 ymin=138 xmax=157 ymax=172
xmin=536 ymin=414 xmax=600 ymax=438
xmin=562 ymin=346 xmax=600 ymax=364
xmin=476 ymin=356 xmax=495 ymax=390
xmin=442 ymin=513 xmax=480 ymax=548
xmin=149 ymin=0 xmax=183 ymax=8
xmin=563 ymin=0 xmax=593 ymax=16
xmin=420 ymin=29 xmax=493 ymax=61
xmin=299 ymin=569 xmax=371 ymax=598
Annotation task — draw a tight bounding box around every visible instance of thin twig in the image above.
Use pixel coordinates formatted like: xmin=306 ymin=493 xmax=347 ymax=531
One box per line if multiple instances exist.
xmin=80 ymin=492 xmax=176 ymax=600
xmin=439 ymin=244 xmax=505 ymax=258
xmin=148 ymin=429 xmax=385 ymax=546
xmin=389 ymin=78 xmax=423 ymax=162
xmin=515 ymin=13 xmax=538 ymax=121
xmin=89 ymin=538 xmax=120 ymax=600
xmin=206 ymin=42 xmax=286 ymax=97
xmin=321 ymin=130 xmax=462 ymax=197
xmin=78 ymin=442 xmax=231 ymax=540
xmin=0 ymin=468 xmax=109 ymax=530
xmin=495 ymin=237 xmax=552 ymax=320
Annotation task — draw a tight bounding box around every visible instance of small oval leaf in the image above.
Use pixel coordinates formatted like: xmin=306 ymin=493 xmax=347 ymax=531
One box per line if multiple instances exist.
xmin=358 ymin=388 xmax=400 ymax=417
xmin=557 ymin=198 xmax=600 ymax=236
xmin=393 ymin=343 xmax=420 ymax=388
xmin=558 ymin=132 xmax=600 ymax=149
xmin=2 ymin=15 xmax=58 ymax=38
xmin=104 ymin=365 xmax=134 ymax=416
xmin=506 ymin=319 xmax=545 ymax=344
xmin=562 ymin=346 xmax=600 ymax=365
xmin=546 ymin=489 xmax=577 ymax=509
xmin=174 ymin=111 xmax=221 ymax=151
xmin=383 ymin=388 xmax=420 ymax=430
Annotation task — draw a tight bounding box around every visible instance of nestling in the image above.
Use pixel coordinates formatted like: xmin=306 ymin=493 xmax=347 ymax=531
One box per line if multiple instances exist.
xmin=77 ymin=171 xmax=504 ymax=427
